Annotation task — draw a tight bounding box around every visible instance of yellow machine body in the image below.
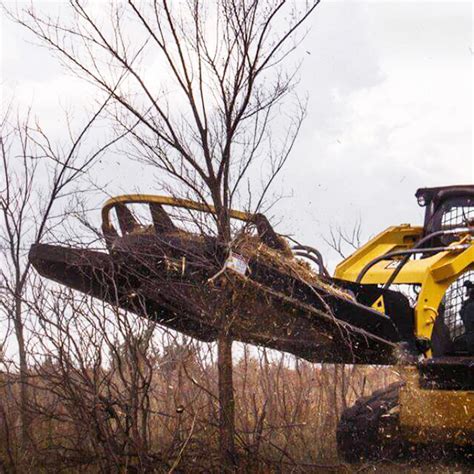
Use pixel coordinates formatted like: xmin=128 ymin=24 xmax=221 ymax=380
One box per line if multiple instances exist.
xmin=331 ymin=187 xmax=474 ymax=459
xmin=400 ymin=367 xmax=474 ymax=445
xmin=334 ymin=224 xmax=474 ymax=342
xmin=335 ymin=224 xmax=474 ymax=447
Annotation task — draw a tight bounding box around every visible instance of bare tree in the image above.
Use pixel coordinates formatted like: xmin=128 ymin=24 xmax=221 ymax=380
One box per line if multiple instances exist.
xmin=0 ymin=99 xmax=118 ymax=451
xmin=324 ymin=219 xmax=364 ymax=260
xmin=7 ymin=0 xmax=321 ymax=466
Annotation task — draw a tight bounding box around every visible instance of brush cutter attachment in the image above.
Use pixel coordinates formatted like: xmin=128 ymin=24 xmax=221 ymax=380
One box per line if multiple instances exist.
xmin=30 ymin=195 xmax=404 ymax=364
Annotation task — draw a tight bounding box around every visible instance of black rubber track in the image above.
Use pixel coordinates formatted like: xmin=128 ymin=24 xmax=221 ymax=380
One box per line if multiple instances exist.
xmin=336 ymin=382 xmax=407 ymax=463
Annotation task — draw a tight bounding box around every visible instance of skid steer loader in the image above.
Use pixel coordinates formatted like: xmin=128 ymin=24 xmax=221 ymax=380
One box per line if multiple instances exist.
xmin=29 ymin=185 xmax=473 ymax=461
xmin=333 ymin=185 xmax=474 ymax=461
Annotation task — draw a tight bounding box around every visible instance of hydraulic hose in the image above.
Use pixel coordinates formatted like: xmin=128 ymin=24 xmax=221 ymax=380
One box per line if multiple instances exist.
xmin=382 ymin=227 xmax=474 ymax=290
xmin=292 ymin=244 xmax=331 ymax=278
xmin=355 ymin=244 xmax=470 ymax=284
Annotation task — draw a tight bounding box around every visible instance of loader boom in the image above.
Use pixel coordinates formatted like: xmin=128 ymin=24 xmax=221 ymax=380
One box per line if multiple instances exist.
xmin=334 ymin=224 xmax=474 ymax=347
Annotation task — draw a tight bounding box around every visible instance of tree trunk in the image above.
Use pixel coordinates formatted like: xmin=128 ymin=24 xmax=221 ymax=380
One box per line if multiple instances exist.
xmin=14 ymin=296 xmax=30 ymax=450
xmin=217 ymin=328 xmax=236 ymax=471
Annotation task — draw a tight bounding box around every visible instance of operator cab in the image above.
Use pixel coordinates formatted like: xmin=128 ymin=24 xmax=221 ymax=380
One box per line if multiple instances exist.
xmin=419 ymin=185 xmax=474 ymax=356
xmin=416 ymin=185 xmax=474 ymax=245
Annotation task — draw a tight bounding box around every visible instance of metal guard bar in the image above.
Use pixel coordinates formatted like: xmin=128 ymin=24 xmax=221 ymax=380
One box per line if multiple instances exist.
xmin=102 ymin=194 xmax=255 ymax=230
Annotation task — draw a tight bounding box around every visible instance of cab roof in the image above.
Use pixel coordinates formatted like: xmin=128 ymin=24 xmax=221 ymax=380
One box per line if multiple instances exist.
xmin=415 ymin=185 xmax=474 ymax=207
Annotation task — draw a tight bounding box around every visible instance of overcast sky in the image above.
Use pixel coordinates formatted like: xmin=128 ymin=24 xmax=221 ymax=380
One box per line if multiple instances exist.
xmin=1 ymin=0 xmax=472 ymax=269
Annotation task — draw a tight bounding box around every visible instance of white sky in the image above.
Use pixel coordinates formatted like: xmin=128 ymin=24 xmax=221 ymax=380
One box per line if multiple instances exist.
xmin=1 ymin=0 xmax=473 ymax=270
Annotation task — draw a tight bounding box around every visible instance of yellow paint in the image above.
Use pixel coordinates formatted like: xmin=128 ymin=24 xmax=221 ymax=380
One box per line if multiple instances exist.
xmin=334 ymin=225 xmax=474 ymax=341
xmin=371 ymin=295 xmax=386 ymax=314
xmin=334 ymin=225 xmax=423 ymax=284
xmin=336 ymin=223 xmax=474 ymax=448
xmin=400 ymin=368 xmax=474 ymax=446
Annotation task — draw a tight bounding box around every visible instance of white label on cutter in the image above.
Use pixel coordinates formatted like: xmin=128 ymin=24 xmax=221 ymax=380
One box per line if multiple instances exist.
xmin=225 ymin=252 xmax=249 ymax=276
